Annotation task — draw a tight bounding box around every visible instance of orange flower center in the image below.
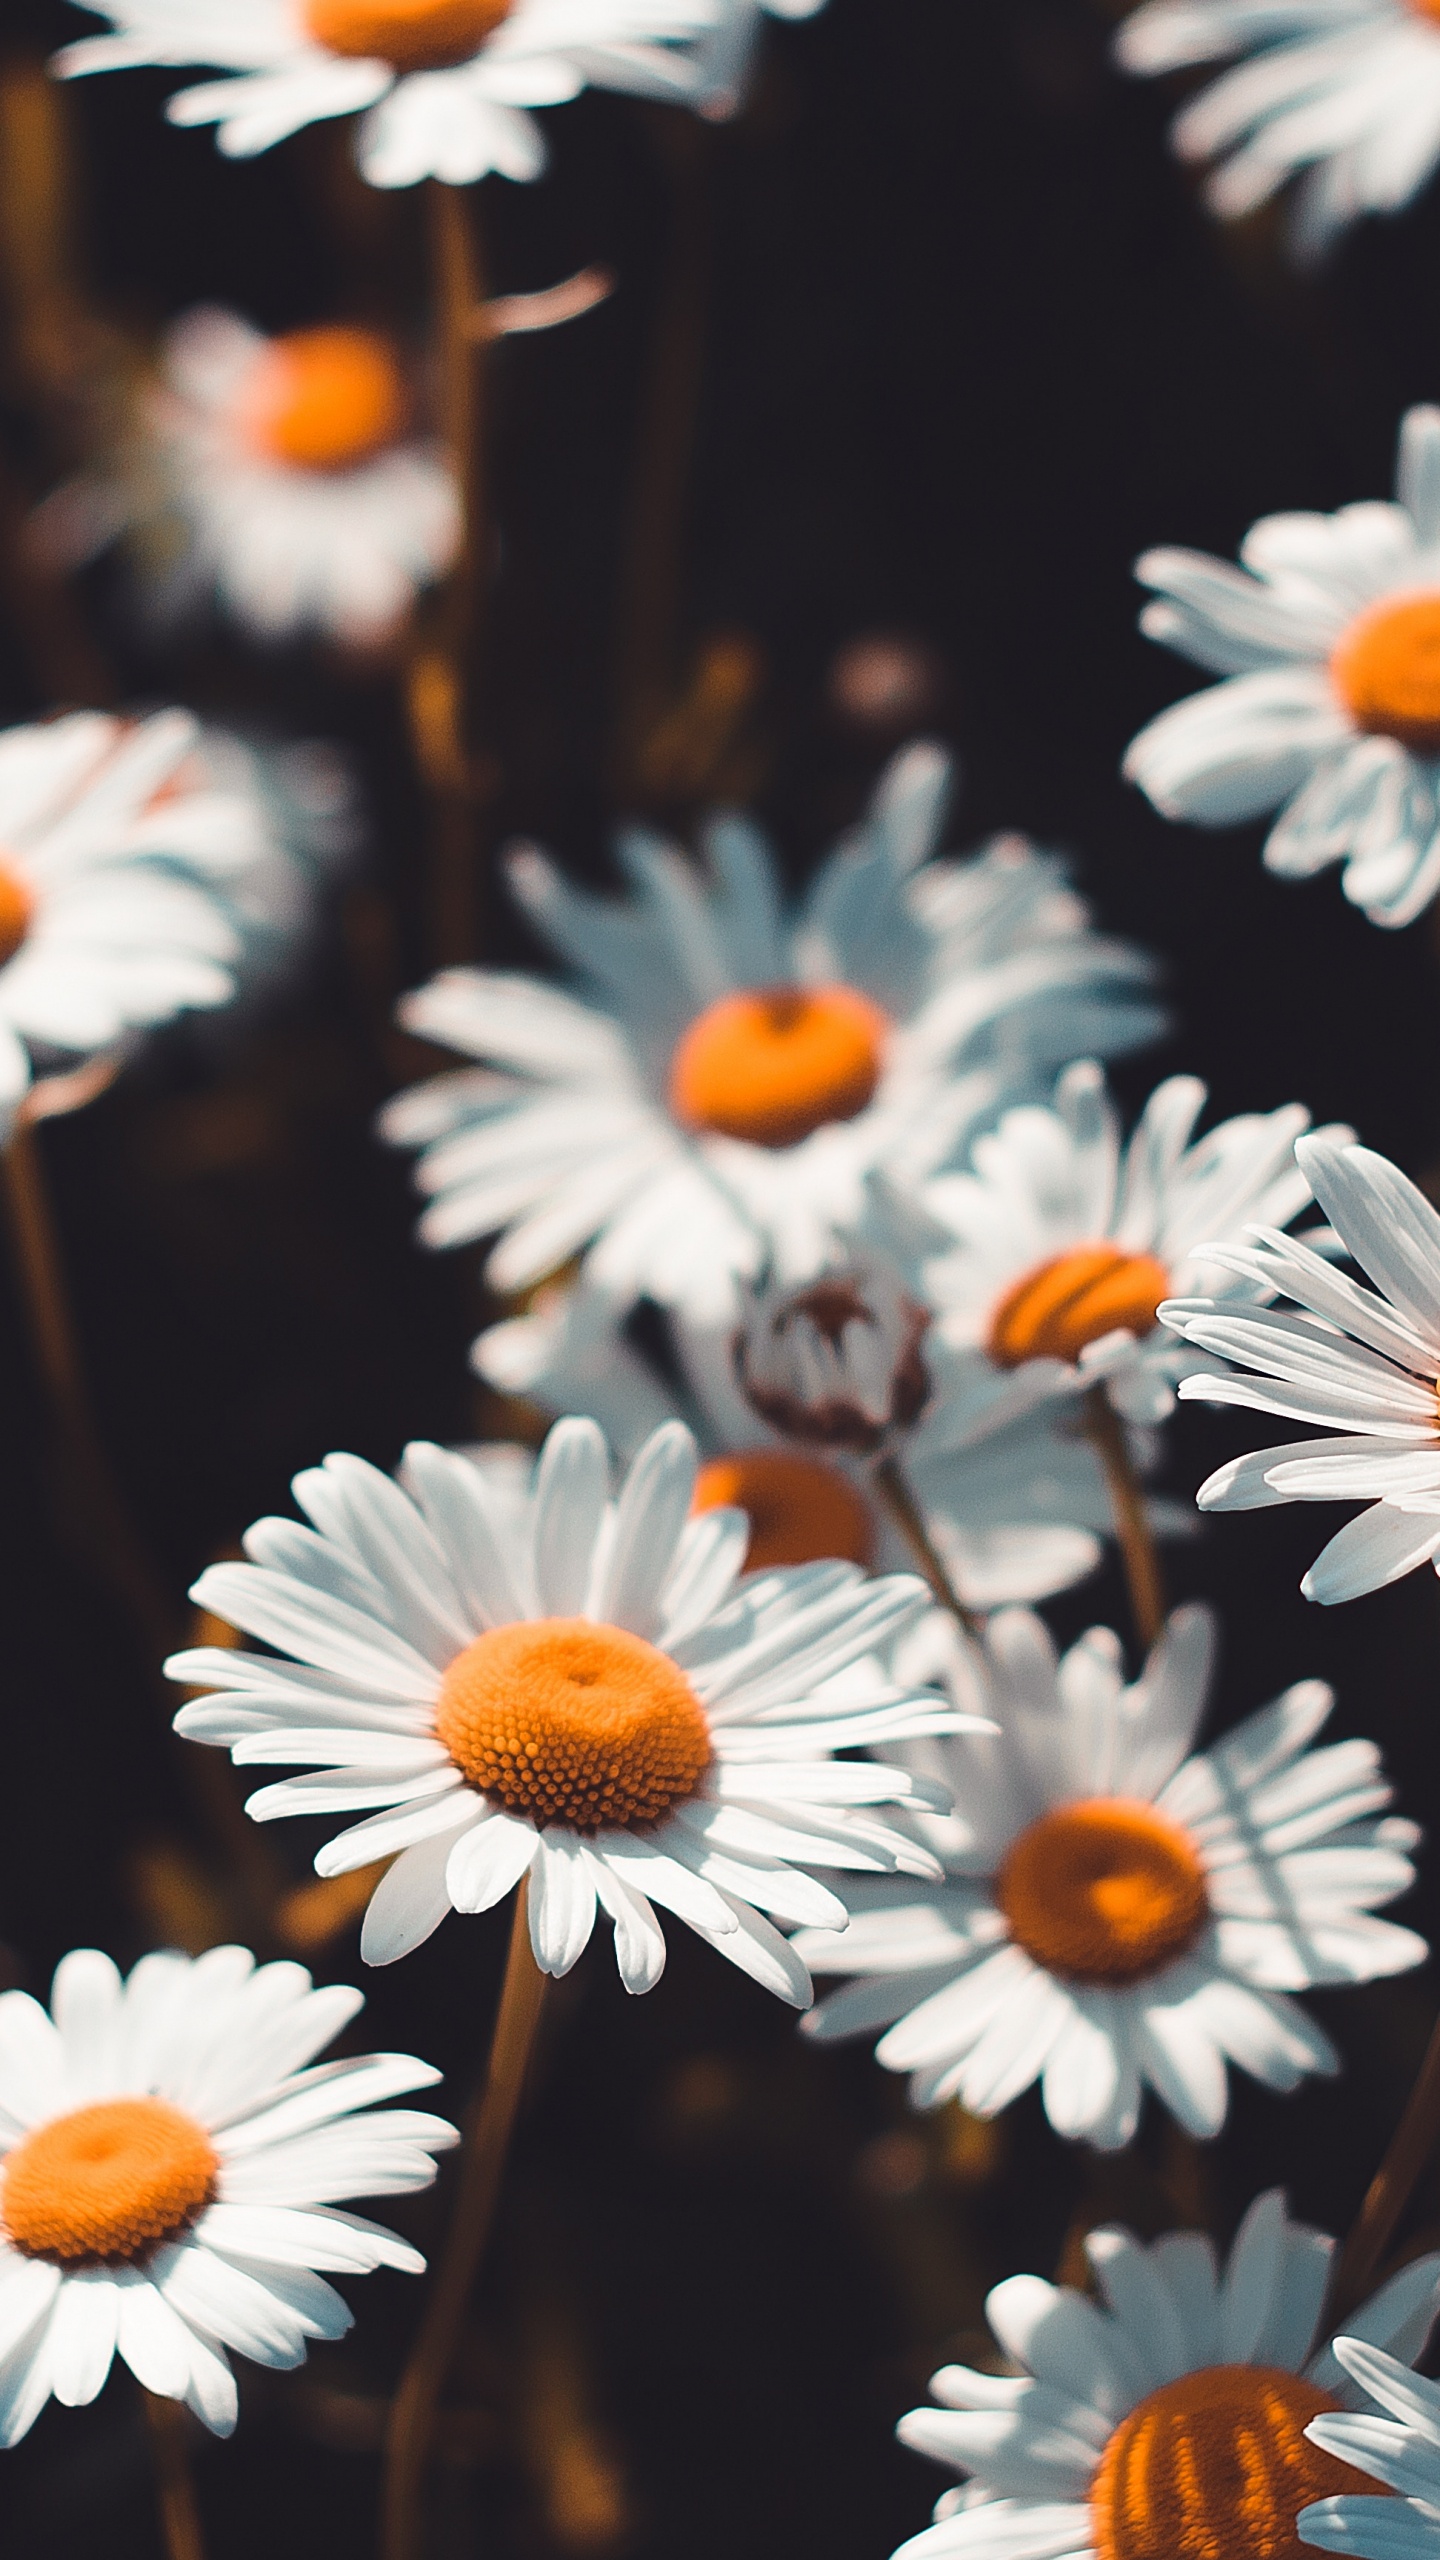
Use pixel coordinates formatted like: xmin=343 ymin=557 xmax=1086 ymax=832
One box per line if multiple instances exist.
xmin=2 ymin=2098 xmax=218 ymax=2266
xmin=0 ymin=860 xmax=34 ymax=966
xmin=304 ymin=0 xmax=512 ymax=68
xmin=1091 ymin=2366 xmax=1378 ymax=2560
xmin=986 ymin=1245 xmax=1170 ymax=1368
xmin=1331 ymin=591 xmax=1440 ymax=753
xmin=692 ymin=1448 xmax=874 ymax=1571
xmin=235 ymin=327 xmax=408 ymax=472
xmin=996 ymin=1797 xmax=1209 ymax=1984
xmin=433 ymin=1617 xmax=712 ymax=1833
xmin=669 ymin=986 xmax=889 ymax=1150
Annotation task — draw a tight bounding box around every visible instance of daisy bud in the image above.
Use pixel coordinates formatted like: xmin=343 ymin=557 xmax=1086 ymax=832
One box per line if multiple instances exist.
xmin=734 ymin=1257 xmax=932 ymax=1456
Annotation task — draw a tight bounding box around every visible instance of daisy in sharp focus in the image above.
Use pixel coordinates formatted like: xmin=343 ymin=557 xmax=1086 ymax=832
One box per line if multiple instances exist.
xmin=167 ymin=1416 xmax=975 ymax=2003
xmin=0 ymin=1944 xmax=455 ymax=2444
xmin=1124 ymin=406 xmax=1440 ymax=927
xmin=1301 ymin=2336 xmax=1440 ymax=2560
xmin=1163 ymin=1130 xmax=1440 ymax=1602
xmin=53 ymin=0 xmax=719 ymax=189
xmin=796 ymin=1601 xmax=1423 ymax=2149
xmin=1115 ymin=0 xmax=1440 ymax=257
xmin=379 ymin=743 xmax=1163 ymax=1325
xmin=893 ymin=2191 xmax=1440 ymax=2560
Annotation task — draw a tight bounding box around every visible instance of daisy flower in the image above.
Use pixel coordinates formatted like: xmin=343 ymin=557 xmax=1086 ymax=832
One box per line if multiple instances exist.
xmin=893 ymin=2190 xmax=1440 ymax=2560
xmin=53 ymin=0 xmax=720 ymax=190
xmin=0 ymin=1944 xmax=455 ymax=2444
xmin=1115 ymin=0 xmax=1440 ymax=257
xmin=1302 ymin=2337 xmax=1440 ymax=2560
xmin=1123 ymin=406 xmax=1440 ymax=927
xmin=920 ymin=1058 xmax=1337 ymax=1437
xmin=796 ymin=1602 xmax=1423 ymax=2149
xmin=44 ymin=309 xmax=460 ymax=648
xmin=1163 ymin=1130 xmax=1440 ymax=1602
xmin=0 ymin=707 xmax=283 ymax=1129
xmin=167 ymin=1416 xmax=973 ymax=2004
xmin=379 ymin=744 xmax=1163 ymax=1325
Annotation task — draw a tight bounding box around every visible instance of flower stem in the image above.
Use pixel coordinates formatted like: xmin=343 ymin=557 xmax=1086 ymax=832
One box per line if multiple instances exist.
xmin=1326 ymin=2006 xmax=1440 ymax=2329
xmin=873 ymin=1455 xmax=983 ymax=1639
xmin=1082 ymin=1385 xmax=1165 ymax=1654
xmin=382 ymin=1881 xmax=548 ymax=2560
xmin=143 ymin=2390 xmax=206 ymax=2560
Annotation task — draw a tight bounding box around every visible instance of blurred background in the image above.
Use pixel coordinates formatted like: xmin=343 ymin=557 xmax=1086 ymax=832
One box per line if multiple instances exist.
xmin=4 ymin=0 xmax=1440 ymax=2548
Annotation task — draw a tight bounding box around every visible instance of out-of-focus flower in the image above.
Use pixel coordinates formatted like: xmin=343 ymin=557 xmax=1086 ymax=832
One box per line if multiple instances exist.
xmin=691 ymin=0 xmax=823 ymax=118
xmin=922 ymin=1060 xmax=1335 ymax=1431
xmin=0 ymin=1945 xmax=455 ymax=2444
xmin=1302 ymin=2338 xmax=1440 ymax=2560
xmin=1116 ymin=0 xmax=1440 ymax=256
xmin=380 ymin=745 xmax=1163 ymax=1324
xmin=731 ymin=1255 xmax=931 ymax=1455
xmin=826 ymin=633 xmax=950 ymax=742
xmin=798 ymin=1603 xmax=1423 ymax=2148
xmin=1125 ymin=408 xmax=1440 ymax=926
xmin=39 ymin=310 xmax=460 ymax=648
xmin=892 ymin=2192 xmax=1440 ymax=2560
xmin=0 ymin=709 xmax=285 ymax=1129
xmin=54 ymin=0 xmax=720 ymax=188
xmin=168 ymin=1417 xmax=975 ymax=2002
xmin=1164 ymin=1131 xmax=1440 ymax=1601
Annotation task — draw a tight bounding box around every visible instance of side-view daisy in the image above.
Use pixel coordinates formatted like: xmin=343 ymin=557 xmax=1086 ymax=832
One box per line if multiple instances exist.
xmin=53 ymin=0 xmax=720 ymax=189
xmin=1302 ymin=2336 xmax=1440 ymax=2560
xmin=379 ymin=744 xmax=1163 ymax=1323
xmin=1115 ymin=0 xmax=1440 ymax=257
xmin=167 ymin=1416 xmax=975 ymax=2004
xmin=1163 ymin=1130 xmax=1440 ymax=1601
xmin=921 ymin=1058 xmax=1337 ymax=1431
xmin=893 ymin=2192 xmax=1440 ymax=2560
xmin=797 ymin=1601 xmax=1423 ymax=2149
xmin=43 ymin=309 xmax=460 ymax=648
xmin=0 ymin=1944 xmax=455 ymax=2444
xmin=1123 ymin=406 xmax=1440 ymax=927
xmin=0 ymin=708 xmax=282 ymax=1128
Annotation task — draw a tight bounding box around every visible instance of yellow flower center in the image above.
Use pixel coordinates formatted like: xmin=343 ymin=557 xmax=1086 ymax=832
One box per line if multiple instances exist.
xmin=2 ymin=2098 xmax=219 ymax=2265
xmin=304 ymin=0 xmax=513 ymax=67
xmin=1331 ymin=591 xmax=1440 ymax=753
xmin=1091 ymin=2366 xmax=1377 ymax=2560
xmin=236 ymin=327 xmax=408 ymax=472
xmin=996 ymin=1798 xmax=1209 ymax=1984
xmin=986 ymin=1245 xmax=1170 ymax=1368
xmin=692 ymin=1448 xmax=874 ymax=1571
xmin=669 ymin=986 xmax=889 ymax=1150
xmin=433 ymin=1617 xmax=712 ymax=1833
xmin=0 ymin=860 xmax=34 ymax=966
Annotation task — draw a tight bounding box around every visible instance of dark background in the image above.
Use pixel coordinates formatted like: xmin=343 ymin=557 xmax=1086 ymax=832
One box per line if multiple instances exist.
xmin=4 ymin=0 xmax=1440 ymax=2551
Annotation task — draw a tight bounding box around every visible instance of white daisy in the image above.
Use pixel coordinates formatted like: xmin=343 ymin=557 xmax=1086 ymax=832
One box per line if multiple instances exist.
xmin=1115 ymin=0 xmax=1440 ymax=257
xmin=919 ymin=1058 xmax=1336 ymax=1437
xmin=1123 ymin=406 xmax=1440 ymax=927
xmin=1302 ymin=2336 xmax=1440 ymax=2560
xmin=166 ymin=1416 xmax=973 ymax=2004
xmin=797 ymin=1602 xmax=1423 ymax=2150
xmin=53 ymin=0 xmax=719 ymax=189
xmin=45 ymin=309 xmax=460 ymax=648
xmin=892 ymin=2191 xmax=1440 ymax=2560
xmin=0 ymin=1944 xmax=455 ymax=2445
xmin=0 ymin=707 xmax=283 ymax=1129
xmin=378 ymin=744 xmax=1163 ymax=1325
xmin=1163 ymin=1130 xmax=1440 ymax=1602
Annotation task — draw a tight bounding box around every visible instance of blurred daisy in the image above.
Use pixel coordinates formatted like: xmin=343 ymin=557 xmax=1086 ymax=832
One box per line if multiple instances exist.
xmin=0 ymin=708 xmax=281 ymax=1129
xmin=797 ymin=1602 xmax=1423 ymax=2149
xmin=0 ymin=1944 xmax=455 ymax=2444
xmin=1125 ymin=406 xmax=1440 ymax=927
xmin=167 ymin=1416 xmax=972 ymax=2004
xmin=893 ymin=2191 xmax=1440 ymax=2560
xmin=921 ymin=1058 xmax=1336 ymax=1434
xmin=41 ymin=310 xmax=460 ymax=648
xmin=54 ymin=0 xmax=719 ymax=188
xmin=1302 ymin=2337 xmax=1440 ymax=2560
xmin=1164 ymin=1130 xmax=1440 ymax=1602
xmin=1115 ymin=0 xmax=1440 ymax=256
xmin=380 ymin=744 xmax=1163 ymax=1324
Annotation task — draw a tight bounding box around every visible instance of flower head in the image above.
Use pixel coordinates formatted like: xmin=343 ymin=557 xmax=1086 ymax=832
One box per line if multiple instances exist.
xmin=0 ymin=1945 xmax=454 ymax=2444
xmin=798 ymin=1603 xmax=1423 ymax=2148
xmin=1301 ymin=2336 xmax=1440 ymax=2560
xmin=732 ymin=1254 xmax=932 ymax=1456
